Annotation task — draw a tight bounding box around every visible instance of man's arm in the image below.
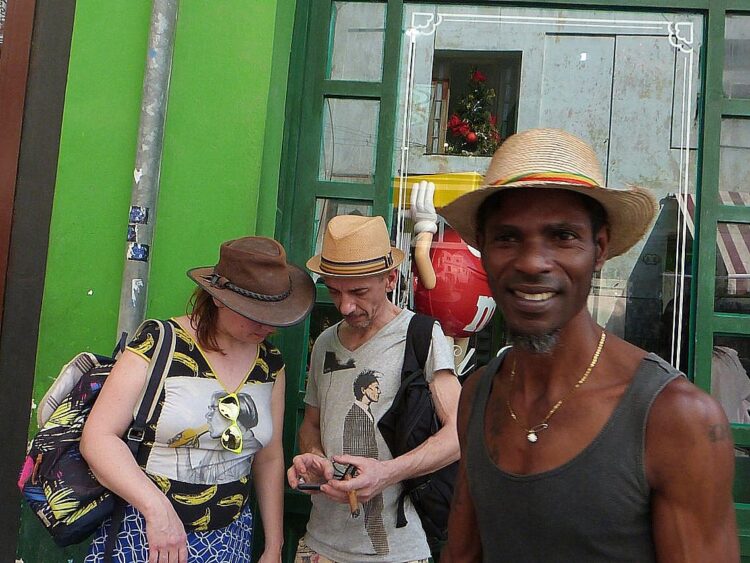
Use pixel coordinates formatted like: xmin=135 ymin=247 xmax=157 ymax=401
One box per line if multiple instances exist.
xmin=441 ymin=367 xmax=483 ymax=562
xmin=647 ymin=377 xmax=739 ymax=562
xmin=298 ymin=405 xmax=325 ymax=457
xmin=287 ymin=405 xmax=334 ymax=490
xmin=329 ymin=368 xmax=461 ymax=502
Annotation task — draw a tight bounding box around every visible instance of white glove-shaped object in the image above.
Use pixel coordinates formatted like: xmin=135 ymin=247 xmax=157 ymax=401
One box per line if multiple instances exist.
xmin=410 ymin=180 xmax=438 ymax=235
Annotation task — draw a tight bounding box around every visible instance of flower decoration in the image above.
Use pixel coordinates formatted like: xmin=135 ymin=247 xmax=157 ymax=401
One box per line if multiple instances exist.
xmin=443 ymin=67 xmax=503 ymax=156
xmin=471 ymin=69 xmax=487 ymax=83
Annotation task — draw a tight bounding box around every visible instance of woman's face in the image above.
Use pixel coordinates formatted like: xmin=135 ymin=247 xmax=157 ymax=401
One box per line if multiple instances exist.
xmin=214 ymin=299 xmax=275 ymax=344
xmin=206 ymin=403 xmax=224 ymax=438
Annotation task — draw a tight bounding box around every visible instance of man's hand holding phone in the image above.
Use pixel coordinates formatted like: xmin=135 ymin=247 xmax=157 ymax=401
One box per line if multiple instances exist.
xmin=287 ymin=453 xmax=334 ymax=494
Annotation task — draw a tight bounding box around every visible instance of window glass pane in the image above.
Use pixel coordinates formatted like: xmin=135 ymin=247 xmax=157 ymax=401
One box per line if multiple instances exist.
xmin=712 ymin=335 xmax=750 ymax=491
xmin=719 ymin=117 xmax=750 ymax=206
xmin=712 ymin=335 xmax=750 ymax=426
xmin=735 ymin=455 xmax=750 ymax=502
xmin=715 ymin=223 xmax=750 ymax=311
xmin=329 ymin=1 xmax=386 ymax=82
xmin=724 ymin=14 xmax=750 ymax=99
xmin=319 ymin=97 xmax=379 ymax=184
xmin=394 ymin=5 xmax=703 ymax=374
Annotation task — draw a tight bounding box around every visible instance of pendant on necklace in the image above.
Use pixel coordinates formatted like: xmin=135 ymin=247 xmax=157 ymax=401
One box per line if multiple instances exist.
xmin=527 ymin=431 xmax=538 ymax=443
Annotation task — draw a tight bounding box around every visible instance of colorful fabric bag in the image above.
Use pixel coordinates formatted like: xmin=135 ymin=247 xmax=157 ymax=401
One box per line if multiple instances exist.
xmin=18 ymin=320 xmax=175 ymax=548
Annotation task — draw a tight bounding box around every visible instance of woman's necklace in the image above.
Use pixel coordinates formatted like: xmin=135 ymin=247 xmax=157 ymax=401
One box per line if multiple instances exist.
xmin=506 ymin=331 xmax=606 ymax=444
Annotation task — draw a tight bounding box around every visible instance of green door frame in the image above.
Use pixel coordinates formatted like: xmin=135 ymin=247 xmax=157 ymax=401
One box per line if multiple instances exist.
xmin=277 ymin=0 xmax=750 ymax=559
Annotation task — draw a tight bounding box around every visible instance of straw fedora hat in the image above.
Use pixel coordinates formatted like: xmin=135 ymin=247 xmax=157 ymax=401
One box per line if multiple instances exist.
xmin=188 ymin=237 xmax=314 ymax=327
xmin=438 ymin=128 xmax=658 ymax=258
xmin=307 ymin=215 xmax=405 ymax=277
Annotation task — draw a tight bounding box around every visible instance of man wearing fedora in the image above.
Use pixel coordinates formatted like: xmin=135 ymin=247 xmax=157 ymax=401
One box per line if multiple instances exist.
xmin=439 ymin=128 xmax=738 ymax=562
xmin=287 ymin=215 xmax=461 ymax=563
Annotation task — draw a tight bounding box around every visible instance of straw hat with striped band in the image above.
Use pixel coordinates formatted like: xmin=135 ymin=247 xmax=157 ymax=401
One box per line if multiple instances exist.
xmin=438 ymin=128 xmax=658 ymax=258
xmin=307 ymin=215 xmax=405 ymax=277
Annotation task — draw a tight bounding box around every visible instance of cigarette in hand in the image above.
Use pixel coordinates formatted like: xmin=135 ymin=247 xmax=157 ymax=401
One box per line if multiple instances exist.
xmin=344 ymin=473 xmax=360 ymax=518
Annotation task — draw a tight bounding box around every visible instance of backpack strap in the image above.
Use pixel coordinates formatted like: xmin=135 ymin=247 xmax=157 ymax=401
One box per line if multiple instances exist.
xmin=394 ymin=313 xmax=436 ymax=529
xmin=403 ymin=313 xmax=435 ymax=377
xmin=129 ymin=319 xmax=177 ymax=444
xmin=386 ymin=313 xmax=438 ymax=436
xmin=111 ymin=331 xmax=128 ymax=359
xmin=104 ymin=319 xmax=175 ymax=562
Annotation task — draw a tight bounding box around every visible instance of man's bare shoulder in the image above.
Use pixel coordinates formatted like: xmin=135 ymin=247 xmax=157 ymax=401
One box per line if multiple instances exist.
xmin=649 ymin=376 xmax=730 ymax=441
xmin=646 ymin=375 xmax=733 ymax=487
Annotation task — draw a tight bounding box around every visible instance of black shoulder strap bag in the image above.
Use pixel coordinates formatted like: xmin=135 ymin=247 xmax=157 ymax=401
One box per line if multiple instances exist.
xmin=377 ymin=313 xmax=458 ymax=546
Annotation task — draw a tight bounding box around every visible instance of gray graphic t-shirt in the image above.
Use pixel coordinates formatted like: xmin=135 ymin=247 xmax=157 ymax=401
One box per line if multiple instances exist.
xmin=304 ymin=309 xmax=456 ymax=563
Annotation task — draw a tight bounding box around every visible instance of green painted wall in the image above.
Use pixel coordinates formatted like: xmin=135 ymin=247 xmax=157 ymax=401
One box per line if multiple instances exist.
xmin=18 ymin=0 xmax=296 ymax=560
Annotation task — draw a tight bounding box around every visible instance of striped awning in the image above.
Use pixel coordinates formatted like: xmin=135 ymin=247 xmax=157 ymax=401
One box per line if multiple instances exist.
xmin=677 ymin=191 xmax=750 ymax=295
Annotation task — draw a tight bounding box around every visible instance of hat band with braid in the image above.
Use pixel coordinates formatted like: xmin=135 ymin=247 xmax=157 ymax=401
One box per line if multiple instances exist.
xmin=208 ymin=273 xmax=292 ymax=302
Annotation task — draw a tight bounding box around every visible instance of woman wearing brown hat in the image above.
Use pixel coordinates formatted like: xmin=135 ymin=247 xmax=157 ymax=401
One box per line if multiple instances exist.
xmin=81 ymin=237 xmax=314 ymax=563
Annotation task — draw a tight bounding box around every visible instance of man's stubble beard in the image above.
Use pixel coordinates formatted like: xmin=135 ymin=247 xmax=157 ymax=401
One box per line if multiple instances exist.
xmin=345 ymin=315 xmax=372 ymax=329
xmin=509 ymin=329 xmax=561 ymax=354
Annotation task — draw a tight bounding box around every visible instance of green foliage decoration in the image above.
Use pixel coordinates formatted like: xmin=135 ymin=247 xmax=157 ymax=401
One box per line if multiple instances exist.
xmin=445 ymin=67 xmax=502 ymax=157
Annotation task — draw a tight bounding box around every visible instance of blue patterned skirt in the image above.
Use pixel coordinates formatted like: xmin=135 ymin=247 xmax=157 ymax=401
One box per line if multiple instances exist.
xmin=85 ymin=503 xmax=254 ymax=562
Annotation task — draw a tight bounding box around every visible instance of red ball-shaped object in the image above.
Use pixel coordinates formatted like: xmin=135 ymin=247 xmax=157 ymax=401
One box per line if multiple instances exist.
xmin=413 ymin=228 xmax=496 ymax=338
xmin=466 ymin=131 xmax=478 ymax=143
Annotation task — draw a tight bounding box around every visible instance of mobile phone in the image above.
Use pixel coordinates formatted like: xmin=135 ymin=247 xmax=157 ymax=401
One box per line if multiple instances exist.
xmin=296 ymin=482 xmax=322 ymax=491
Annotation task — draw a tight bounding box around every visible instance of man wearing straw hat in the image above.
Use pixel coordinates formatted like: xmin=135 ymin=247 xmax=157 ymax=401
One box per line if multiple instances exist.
xmin=440 ymin=128 xmax=738 ymax=562
xmin=287 ymin=215 xmax=460 ymax=563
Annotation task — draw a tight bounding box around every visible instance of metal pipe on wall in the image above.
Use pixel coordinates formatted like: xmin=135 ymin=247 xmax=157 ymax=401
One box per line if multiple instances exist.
xmin=117 ymin=0 xmax=178 ymax=339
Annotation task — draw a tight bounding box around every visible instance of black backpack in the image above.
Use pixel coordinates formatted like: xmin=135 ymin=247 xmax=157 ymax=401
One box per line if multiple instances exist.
xmin=377 ymin=313 xmax=458 ymax=545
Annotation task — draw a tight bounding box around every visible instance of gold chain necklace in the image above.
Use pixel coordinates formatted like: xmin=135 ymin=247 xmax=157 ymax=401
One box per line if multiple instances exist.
xmin=506 ymin=331 xmax=606 ymax=444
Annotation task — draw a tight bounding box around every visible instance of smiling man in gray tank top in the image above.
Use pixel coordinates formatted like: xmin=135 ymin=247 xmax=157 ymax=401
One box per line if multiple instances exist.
xmin=438 ymin=128 xmax=738 ymax=562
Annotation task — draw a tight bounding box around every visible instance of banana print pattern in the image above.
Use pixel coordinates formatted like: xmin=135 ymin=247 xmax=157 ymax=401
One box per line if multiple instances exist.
xmin=174 ymin=325 xmax=196 ymax=351
xmin=189 ymin=507 xmax=212 ymax=532
xmin=129 ymin=333 xmax=155 ymax=356
xmin=120 ymin=319 xmax=283 ymax=534
xmin=255 ymin=357 xmax=269 ymax=378
xmin=217 ymin=494 xmax=245 ymax=509
xmin=173 ymin=351 xmax=200 ymax=376
xmin=172 ymin=485 xmax=218 ymax=506
xmin=150 ymin=473 xmax=171 ymax=494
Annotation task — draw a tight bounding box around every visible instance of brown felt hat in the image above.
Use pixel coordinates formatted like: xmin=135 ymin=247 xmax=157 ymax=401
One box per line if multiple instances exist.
xmin=306 ymin=215 xmax=405 ymax=277
xmin=438 ymin=128 xmax=658 ymax=258
xmin=188 ymin=237 xmax=314 ymax=327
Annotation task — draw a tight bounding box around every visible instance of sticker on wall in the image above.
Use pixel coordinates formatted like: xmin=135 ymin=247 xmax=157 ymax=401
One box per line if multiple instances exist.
xmin=127 ymin=224 xmax=138 ymax=242
xmin=129 ymin=206 xmax=149 ymax=224
xmin=131 ymin=278 xmax=145 ymax=306
xmin=127 ymin=243 xmax=150 ymax=262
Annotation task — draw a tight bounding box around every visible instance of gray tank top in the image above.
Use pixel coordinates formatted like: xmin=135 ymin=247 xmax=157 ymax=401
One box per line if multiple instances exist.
xmin=466 ymin=352 xmax=681 ymax=562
